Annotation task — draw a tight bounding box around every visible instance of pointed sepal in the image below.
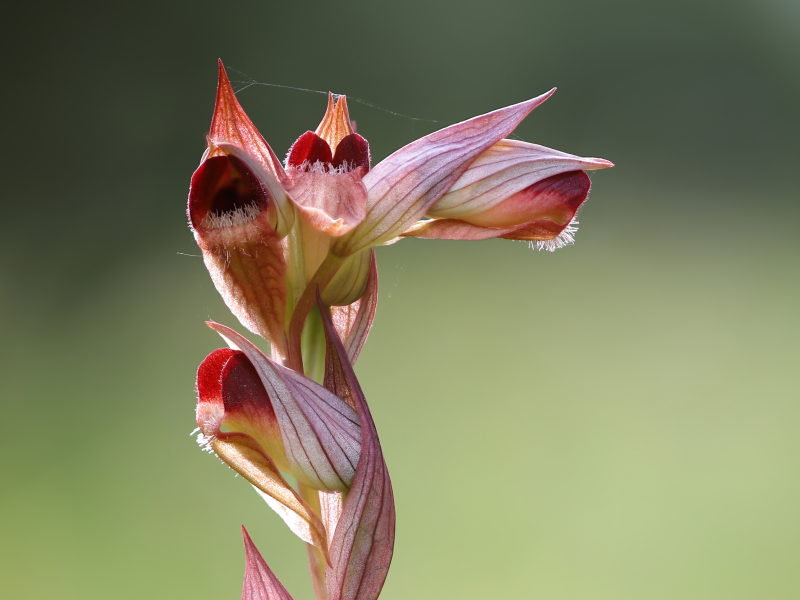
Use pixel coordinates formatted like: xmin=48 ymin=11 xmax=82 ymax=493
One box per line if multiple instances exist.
xmin=315 ymin=93 xmax=355 ymax=151
xmin=319 ymin=297 xmax=395 ymax=600
xmin=211 ymin=60 xmax=286 ymax=182
xmin=242 ymin=527 xmax=295 ymax=600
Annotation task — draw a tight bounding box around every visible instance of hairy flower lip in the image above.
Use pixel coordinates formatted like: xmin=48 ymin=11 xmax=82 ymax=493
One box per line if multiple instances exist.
xmin=188 ymin=153 xmax=272 ymax=232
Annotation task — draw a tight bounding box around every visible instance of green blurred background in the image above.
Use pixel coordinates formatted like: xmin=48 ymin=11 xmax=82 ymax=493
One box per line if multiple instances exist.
xmin=1 ymin=0 xmax=798 ymax=598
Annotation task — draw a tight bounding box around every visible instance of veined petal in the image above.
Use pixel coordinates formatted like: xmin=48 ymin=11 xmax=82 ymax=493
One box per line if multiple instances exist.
xmin=428 ymin=139 xmax=612 ymax=225
xmin=210 ymin=60 xmax=286 ymax=182
xmin=333 ymin=90 xmax=555 ymax=256
xmin=330 ymin=250 xmax=378 ymax=364
xmin=209 ymin=433 xmax=326 ymax=550
xmin=316 ymin=94 xmax=354 ymax=151
xmin=319 ymin=299 xmax=395 ymax=600
xmin=242 ymin=527 xmax=295 ymax=600
xmin=209 ymin=322 xmax=362 ymax=492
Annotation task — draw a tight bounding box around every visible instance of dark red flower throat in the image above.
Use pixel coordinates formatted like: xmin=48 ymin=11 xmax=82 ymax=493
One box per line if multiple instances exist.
xmin=188 ymin=154 xmax=270 ymax=230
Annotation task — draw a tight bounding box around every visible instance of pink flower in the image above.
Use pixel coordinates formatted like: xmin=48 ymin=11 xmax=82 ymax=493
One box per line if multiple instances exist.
xmin=198 ymin=301 xmax=394 ymax=600
xmin=187 ymin=61 xmax=611 ymax=370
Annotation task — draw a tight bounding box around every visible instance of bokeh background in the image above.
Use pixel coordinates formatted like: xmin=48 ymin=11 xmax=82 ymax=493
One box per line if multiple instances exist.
xmin=1 ymin=0 xmax=798 ymax=598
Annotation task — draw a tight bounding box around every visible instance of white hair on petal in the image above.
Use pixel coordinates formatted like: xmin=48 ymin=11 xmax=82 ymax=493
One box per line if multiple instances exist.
xmin=195 ymin=431 xmax=216 ymax=453
xmin=201 ymin=201 xmax=262 ymax=229
xmin=291 ymin=160 xmax=355 ymax=174
xmin=530 ymin=218 xmax=579 ymax=252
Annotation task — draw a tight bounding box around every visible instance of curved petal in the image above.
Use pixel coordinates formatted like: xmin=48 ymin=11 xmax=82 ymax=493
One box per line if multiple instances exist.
xmin=320 ymin=299 xmax=395 ymax=600
xmin=333 ymin=90 xmax=555 ymax=256
xmin=211 ymin=60 xmax=286 ymax=182
xmin=209 ymin=322 xmax=362 ymax=492
xmin=242 ymin=527 xmax=295 ymax=600
xmin=428 ymin=139 xmax=612 ymax=224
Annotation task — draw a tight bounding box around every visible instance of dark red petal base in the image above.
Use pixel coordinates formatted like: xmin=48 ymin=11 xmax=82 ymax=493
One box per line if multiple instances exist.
xmin=286 ymin=132 xmax=370 ymax=172
xmin=197 ymin=348 xmax=276 ymax=422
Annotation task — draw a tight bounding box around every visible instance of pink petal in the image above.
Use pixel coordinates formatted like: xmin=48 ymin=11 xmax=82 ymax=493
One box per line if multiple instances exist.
xmin=320 ymin=300 xmax=395 ymax=600
xmin=209 ymin=322 xmax=362 ymax=492
xmin=242 ymin=526 xmax=295 ymax=600
xmin=428 ymin=139 xmax=612 ymax=224
xmin=333 ymin=90 xmax=555 ymax=255
xmin=284 ymin=170 xmax=368 ymax=237
xmin=210 ymin=60 xmax=286 ymax=182
xmin=330 ymin=249 xmax=378 ymax=364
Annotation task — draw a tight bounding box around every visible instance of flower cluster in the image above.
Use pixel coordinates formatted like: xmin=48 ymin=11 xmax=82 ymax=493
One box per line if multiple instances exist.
xmin=188 ymin=61 xmax=611 ymax=600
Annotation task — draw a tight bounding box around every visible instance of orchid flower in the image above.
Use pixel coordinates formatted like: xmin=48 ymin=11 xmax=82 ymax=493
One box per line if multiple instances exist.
xmin=198 ymin=299 xmax=394 ymax=600
xmin=187 ymin=61 xmax=612 ymax=374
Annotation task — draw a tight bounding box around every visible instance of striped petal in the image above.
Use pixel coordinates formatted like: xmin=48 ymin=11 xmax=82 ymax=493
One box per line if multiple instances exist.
xmin=333 ymin=91 xmax=555 ymax=256
xmin=320 ymin=299 xmax=395 ymax=600
xmin=428 ymin=139 xmax=612 ymax=225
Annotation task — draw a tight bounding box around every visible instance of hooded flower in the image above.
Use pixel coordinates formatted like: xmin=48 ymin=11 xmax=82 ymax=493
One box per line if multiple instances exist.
xmin=188 ymin=61 xmax=611 ymax=372
xmin=199 ymin=300 xmax=394 ymax=600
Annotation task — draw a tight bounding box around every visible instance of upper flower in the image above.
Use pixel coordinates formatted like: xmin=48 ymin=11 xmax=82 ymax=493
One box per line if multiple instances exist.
xmin=187 ymin=61 xmax=612 ymax=371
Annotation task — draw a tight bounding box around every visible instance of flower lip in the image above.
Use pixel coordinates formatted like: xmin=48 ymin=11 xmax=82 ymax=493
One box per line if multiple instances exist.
xmin=286 ymin=131 xmax=371 ymax=174
xmin=332 ymin=133 xmax=370 ymax=171
xmin=286 ymin=131 xmax=334 ymax=169
xmin=188 ymin=153 xmax=270 ymax=230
